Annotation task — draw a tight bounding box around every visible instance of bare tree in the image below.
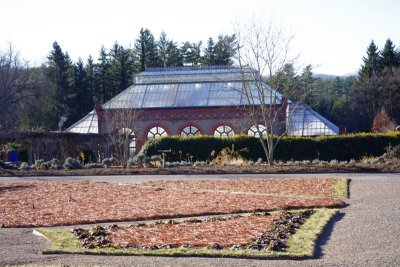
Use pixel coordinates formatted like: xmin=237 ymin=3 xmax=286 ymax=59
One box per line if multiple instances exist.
xmin=234 ymin=19 xmax=310 ymax=165
xmin=0 ymin=45 xmax=33 ymax=132
xmin=103 ymin=108 xmax=142 ymax=168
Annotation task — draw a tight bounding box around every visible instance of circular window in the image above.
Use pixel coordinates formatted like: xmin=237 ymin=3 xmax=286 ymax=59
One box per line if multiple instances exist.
xmin=214 ymin=125 xmax=235 ymax=137
xmin=147 ymin=126 xmax=167 ymax=139
xmin=181 ymin=125 xmax=200 ymax=136
xmin=248 ymin=125 xmax=267 ymax=137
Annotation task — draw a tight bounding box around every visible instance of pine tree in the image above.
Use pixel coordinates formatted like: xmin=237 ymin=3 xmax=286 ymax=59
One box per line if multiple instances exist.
xmin=381 ymin=39 xmax=399 ymax=69
xmin=109 ymin=42 xmax=134 ymax=96
xmin=47 ymin=41 xmax=76 ymax=129
xmin=214 ymin=34 xmax=236 ymax=65
xmin=359 ymin=40 xmax=382 ymax=78
xmin=133 ymin=28 xmax=161 ymax=71
xmin=181 ymin=41 xmax=202 ymax=65
xmin=71 ymin=58 xmax=91 ymax=125
xmin=95 ymin=46 xmax=112 ymax=102
xmin=158 ymin=32 xmax=169 ymax=67
xmin=202 ymin=37 xmax=216 ymax=65
xmin=165 ymin=41 xmax=183 ymax=67
xmin=85 ymin=55 xmax=96 ymax=106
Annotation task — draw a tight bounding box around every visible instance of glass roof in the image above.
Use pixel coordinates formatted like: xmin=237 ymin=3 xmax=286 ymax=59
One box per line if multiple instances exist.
xmin=102 ymin=82 xmax=282 ymax=109
xmin=134 ymin=66 xmax=256 ymax=84
xmin=287 ymin=103 xmax=339 ymax=136
xmin=65 ymin=110 xmax=98 ymax=134
xmin=66 ymin=67 xmax=338 ymax=136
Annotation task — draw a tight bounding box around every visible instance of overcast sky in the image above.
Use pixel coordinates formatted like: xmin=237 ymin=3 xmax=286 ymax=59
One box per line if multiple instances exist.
xmin=1 ymin=0 xmax=399 ymax=75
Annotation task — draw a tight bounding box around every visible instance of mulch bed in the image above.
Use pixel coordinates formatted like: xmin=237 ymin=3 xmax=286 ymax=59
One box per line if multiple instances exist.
xmin=0 ymin=179 xmax=344 ymax=228
xmin=141 ymin=178 xmax=337 ymax=197
xmin=107 ymin=214 xmax=280 ymax=249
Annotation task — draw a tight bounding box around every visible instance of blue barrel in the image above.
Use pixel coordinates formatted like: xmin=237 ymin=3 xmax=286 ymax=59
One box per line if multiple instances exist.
xmin=7 ymin=150 xmax=18 ymax=162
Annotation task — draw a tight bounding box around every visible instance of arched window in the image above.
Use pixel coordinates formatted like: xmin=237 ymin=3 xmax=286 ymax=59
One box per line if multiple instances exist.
xmin=118 ymin=128 xmax=136 ymax=157
xmin=147 ymin=126 xmax=167 ymax=139
xmin=214 ymin=125 xmax=235 ymax=137
xmin=181 ymin=125 xmax=200 ymax=136
xmin=248 ymin=125 xmax=267 ymax=137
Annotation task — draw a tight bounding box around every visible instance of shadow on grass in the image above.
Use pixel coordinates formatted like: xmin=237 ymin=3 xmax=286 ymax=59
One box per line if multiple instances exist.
xmin=315 ymin=212 xmax=345 ymax=258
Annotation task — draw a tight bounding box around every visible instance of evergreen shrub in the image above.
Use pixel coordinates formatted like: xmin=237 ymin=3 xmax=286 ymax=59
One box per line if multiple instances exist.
xmin=140 ymin=132 xmax=400 ymax=162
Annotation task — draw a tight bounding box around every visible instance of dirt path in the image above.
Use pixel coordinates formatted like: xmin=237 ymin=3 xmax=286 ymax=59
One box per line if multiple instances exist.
xmin=0 ymin=173 xmax=399 ymax=266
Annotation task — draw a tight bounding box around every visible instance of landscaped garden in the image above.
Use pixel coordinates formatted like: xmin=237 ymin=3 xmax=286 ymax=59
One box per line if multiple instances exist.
xmin=0 ymin=178 xmax=348 ymax=258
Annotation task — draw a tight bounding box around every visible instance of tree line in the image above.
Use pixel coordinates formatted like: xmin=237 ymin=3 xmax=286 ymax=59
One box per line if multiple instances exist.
xmin=0 ymin=28 xmax=237 ymax=131
xmin=270 ymin=38 xmax=400 ymax=133
xmin=0 ymin=29 xmax=399 ymax=133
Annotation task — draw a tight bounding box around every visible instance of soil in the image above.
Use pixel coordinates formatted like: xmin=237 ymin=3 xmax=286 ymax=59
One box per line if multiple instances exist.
xmin=1 ymin=161 xmax=399 ymax=177
xmin=0 ymin=179 xmax=344 ymax=228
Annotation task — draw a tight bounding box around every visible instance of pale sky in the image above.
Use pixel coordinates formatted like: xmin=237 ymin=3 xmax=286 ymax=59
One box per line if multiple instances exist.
xmin=1 ymin=0 xmax=399 ymax=75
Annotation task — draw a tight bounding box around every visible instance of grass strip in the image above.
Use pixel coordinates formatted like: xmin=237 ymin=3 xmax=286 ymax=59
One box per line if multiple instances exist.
xmin=38 ymin=208 xmax=338 ymax=259
xmin=286 ymin=208 xmax=338 ymax=257
xmin=333 ymin=178 xmax=349 ymax=198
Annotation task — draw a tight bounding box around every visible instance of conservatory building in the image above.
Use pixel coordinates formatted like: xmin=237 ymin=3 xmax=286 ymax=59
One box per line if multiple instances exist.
xmin=66 ymin=66 xmax=339 ymax=154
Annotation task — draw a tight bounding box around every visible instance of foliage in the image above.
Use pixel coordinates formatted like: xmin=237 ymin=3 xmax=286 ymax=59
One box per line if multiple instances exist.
xmin=211 ymin=144 xmax=249 ymax=164
xmin=141 ymin=132 xmax=400 ymax=162
xmin=63 ymin=157 xmax=82 ymax=170
xmin=372 ymin=109 xmax=396 ymax=133
xmin=101 ymin=157 xmax=115 ymax=168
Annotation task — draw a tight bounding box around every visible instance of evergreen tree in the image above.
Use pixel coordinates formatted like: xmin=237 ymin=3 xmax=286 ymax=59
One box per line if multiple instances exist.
xmin=95 ymin=46 xmax=112 ymax=102
xmin=181 ymin=41 xmax=202 ymax=65
xmin=85 ymin=55 xmax=96 ymax=106
xmin=72 ymin=58 xmax=92 ymax=124
xmin=165 ymin=41 xmax=183 ymax=67
xmin=158 ymin=32 xmax=169 ymax=67
xmin=214 ymin=34 xmax=236 ymax=65
xmin=47 ymin=41 xmax=76 ymax=129
xmin=109 ymin=42 xmax=134 ymax=96
xmin=133 ymin=28 xmax=161 ymax=71
xmin=381 ymin=39 xmax=399 ymax=69
xmin=158 ymin=32 xmax=183 ymax=67
xmin=202 ymin=37 xmax=216 ymax=65
xmin=359 ymin=40 xmax=382 ymax=78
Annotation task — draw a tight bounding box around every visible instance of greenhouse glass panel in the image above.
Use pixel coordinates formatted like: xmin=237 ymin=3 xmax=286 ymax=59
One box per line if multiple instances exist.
xmin=142 ymin=84 xmax=178 ymax=108
xmin=103 ymin=85 xmax=147 ymax=109
xmin=66 ymin=111 xmax=98 ymax=134
xmin=208 ymin=82 xmax=243 ymax=106
xmin=175 ymin=83 xmax=210 ymax=107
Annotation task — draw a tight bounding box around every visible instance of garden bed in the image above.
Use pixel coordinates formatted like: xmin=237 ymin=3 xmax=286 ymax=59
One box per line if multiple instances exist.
xmin=38 ymin=209 xmax=338 ymax=258
xmin=0 ymin=179 xmax=345 ymax=228
xmin=1 ymin=160 xmax=400 ymax=177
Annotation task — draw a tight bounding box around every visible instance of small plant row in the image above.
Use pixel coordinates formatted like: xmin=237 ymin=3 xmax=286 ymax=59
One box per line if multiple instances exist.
xmin=70 ymin=210 xmax=313 ymax=252
xmin=0 ymin=157 xmax=116 ymax=171
xmin=140 ymin=132 xmax=400 ymax=162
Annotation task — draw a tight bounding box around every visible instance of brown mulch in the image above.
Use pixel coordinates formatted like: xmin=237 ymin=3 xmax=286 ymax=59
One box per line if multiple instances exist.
xmin=0 ymin=179 xmax=344 ymax=228
xmin=107 ymin=214 xmax=280 ymax=248
xmin=140 ymin=178 xmax=337 ymax=197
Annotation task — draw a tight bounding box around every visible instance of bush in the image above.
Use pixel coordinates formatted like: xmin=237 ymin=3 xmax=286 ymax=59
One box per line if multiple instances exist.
xmin=63 ymin=157 xmax=82 ymax=170
xmin=19 ymin=162 xmax=30 ymax=170
xmin=140 ymin=132 xmax=400 ymax=162
xmin=101 ymin=157 xmax=115 ymax=168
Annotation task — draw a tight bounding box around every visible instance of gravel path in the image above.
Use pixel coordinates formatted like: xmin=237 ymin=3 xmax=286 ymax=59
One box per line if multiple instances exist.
xmin=0 ymin=173 xmax=399 ymax=266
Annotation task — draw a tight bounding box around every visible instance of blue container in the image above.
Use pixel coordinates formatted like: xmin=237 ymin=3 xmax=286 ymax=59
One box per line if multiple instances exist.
xmin=7 ymin=150 xmax=18 ymax=162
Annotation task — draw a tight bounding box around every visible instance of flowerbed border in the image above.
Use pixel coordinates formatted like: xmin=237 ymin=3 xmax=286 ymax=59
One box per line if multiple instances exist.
xmin=38 ymin=208 xmax=338 ymax=259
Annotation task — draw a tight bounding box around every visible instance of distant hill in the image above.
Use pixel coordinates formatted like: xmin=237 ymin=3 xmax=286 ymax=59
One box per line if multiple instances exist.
xmin=313 ymin=73 xmax=358 ymax=79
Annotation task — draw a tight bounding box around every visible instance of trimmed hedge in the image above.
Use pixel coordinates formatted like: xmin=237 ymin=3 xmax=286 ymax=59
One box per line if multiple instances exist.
xmin=140 ymin=132 xmax=400 ymax=162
